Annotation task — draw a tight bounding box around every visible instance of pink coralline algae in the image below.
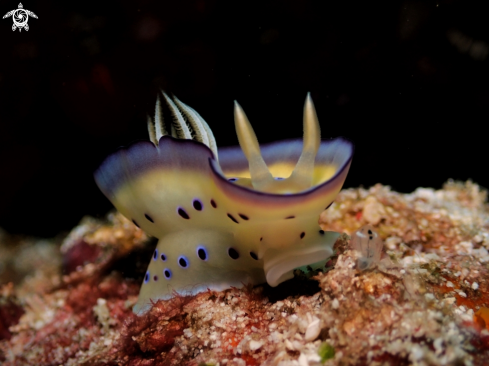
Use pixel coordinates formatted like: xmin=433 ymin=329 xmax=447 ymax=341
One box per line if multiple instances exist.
xmin=0 ymin=283 xmax=24 ymax=342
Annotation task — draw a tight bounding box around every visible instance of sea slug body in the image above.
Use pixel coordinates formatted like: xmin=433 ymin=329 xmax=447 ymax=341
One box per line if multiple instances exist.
xmin=94 ymin=92 xmax=354 ymax=314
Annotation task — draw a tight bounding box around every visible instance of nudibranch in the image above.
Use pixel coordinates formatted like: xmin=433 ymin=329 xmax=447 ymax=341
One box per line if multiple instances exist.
xmin=94 ymin=92 xmax=353 ymax=314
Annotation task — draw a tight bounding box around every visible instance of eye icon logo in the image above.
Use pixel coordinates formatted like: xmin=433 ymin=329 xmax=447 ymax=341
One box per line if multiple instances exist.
xmin=3 ymin=3 xmax=38 ymax=32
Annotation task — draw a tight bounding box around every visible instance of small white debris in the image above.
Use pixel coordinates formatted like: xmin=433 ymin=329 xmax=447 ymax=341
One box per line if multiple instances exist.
xmin=232 ymin=358 xmax=246 ymax=366
xmin=270 ymin=331 xmax=282 ymax=342
xmin=93 ymin=298 xmax=112 ymax=328
xmin=298 ymin=352 xmax=309 ymax=366
xmin=285 ymin=339 xmax=295 ymax=351
xmin=433 ymin=338 xmax=443 ymax=355
xmin=424 ymin=253 xmax=441 ymax=261
xmin=446 ymin=281 xmax=454 ymax=288
xmin=413 ymin=187 xmax=436 ymax=201
xmin=331 ymin=298 xmax=339 ymax=309
xmin=473 ymin=247 xmax=489 ymax=262
xmin=304 ymin=317 xmax=321 ymax=341
xmin=444 ymin=297 xmax=456 ymax=305
xmin=249 ymin=340 xmax=263 ymax=351
xmin=292 ymin=340 xmax=303 ymax=351
xmin=456 ymin=290 xmax=467 ymax=298
xmin=183 ymin=328 xmax=193 ymax=338
xmin=385 ymin=236 xmax=402 ymax=250
xmin=472 ymin=282 xmax=479 ymax=290
xmin=456 ymin=241 xmax=473 ymax=254
xmin=362 ymin=196 xmax=387 ymax=225
xmin=410 ymin=344 xmax=425 ymax=361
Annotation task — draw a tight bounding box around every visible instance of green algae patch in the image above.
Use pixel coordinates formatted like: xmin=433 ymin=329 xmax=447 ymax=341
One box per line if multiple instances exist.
xmin=318 ymin=342 xmax=335 ymax=362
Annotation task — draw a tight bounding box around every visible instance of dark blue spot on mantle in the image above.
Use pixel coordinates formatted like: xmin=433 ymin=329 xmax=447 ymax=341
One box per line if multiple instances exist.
xmin=227 ymin=214 xmax=239 ymax=223
xmin=197 ymin=246 xmax=208 ymax=261
xmin=193 ymin=199 xmax=203 ymax=211
xmin=239 ymin=213 xmax=249 ymax=220
xmin=178 ymin=256 xmax=189 ymax=268
xmin=145 ymin=214 xmax=154 ymax=223
xmin=228 ymin=247 xmax=239 ymax=260
xmin=164 ymin=269 xmax=172 ymax=279
xmin=178 ymin=207 xmax=190 ymax=219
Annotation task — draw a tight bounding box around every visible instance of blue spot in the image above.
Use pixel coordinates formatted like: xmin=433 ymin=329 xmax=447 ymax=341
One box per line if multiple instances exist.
xmin=144 ymin=271 xmax=150 ymax=283
xmin=228 ymin=177 xmax=237 ymax=182
xmin=153 ymin=249 xmax=158 ymax=260
xmin=160 ymin=253 xmax=167 ymax=261
xmin=193 ymin=199 xmax=203 ymax=211
xmin=163 ymin=268 xmax=172 ymax=279
xmin=197 ymin=246 xmax=208 ymax=261
xmin=227 ymin=214 xmax=239 ymax=223
xmin=177 ymin=207 xmax=190 ymax=219
xmin=228 ymin=247 xmax=239 ymax=260
xmin=178 ymin=256 xmax=189 ymax=268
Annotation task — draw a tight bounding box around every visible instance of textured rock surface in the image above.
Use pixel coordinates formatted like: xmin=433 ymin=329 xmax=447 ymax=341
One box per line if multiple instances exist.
xmin=1 ymin=181 xmax=489 ymax=365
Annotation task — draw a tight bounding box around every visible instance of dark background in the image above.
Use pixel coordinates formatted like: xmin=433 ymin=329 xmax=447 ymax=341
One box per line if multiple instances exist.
xmin=1 ymin=0 xmax=488 ymax=237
